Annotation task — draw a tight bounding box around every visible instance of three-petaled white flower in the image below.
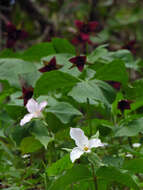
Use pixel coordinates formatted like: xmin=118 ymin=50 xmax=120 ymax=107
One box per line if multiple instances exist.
xmin=70 ymin=128 xmax=104 ymax=163
xmin=20 ymin=98 xmax=47 ymax=126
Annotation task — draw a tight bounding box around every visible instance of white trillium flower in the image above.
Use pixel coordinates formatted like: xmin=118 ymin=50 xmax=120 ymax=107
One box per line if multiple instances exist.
xmin=70 ymin=128 xmax=104 ymax=163
xmin=132 ymin=143 xmax=141 ymax=148
xmin=20 ymin=98 xmax=47 ymax=126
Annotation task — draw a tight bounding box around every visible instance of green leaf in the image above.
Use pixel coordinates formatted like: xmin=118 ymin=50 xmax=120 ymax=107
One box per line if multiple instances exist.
xmin=87 ymin=45 xmax=109 ymax=63
xmin=21 ymin=42 xmax=55 ymax=62
xmin=34 ymin=70 xmax=79 ymax=97
xmin=97 ymin=179 xmax=108 ymax=190
xmin=20 ymin=136 xmax=42 ymax=153
xmin=96 ymin=166 xmax=140 ymax=190
xmin=109 ymin=49 xmax=136 ymax=69
xmin=52 ymin=38 xmax=76 ymax=54
xmin=126 ymin=79 xmax=143 ymax=100
xmin=68 ymin=79 xmax=116 ymax=106
xmin=5 ymin=105 xmax=26 ymax=121
xmin=123 ymin=158 xmax=143 ymax=173
xmin=48 ymin=165 xmax=92 ymax=190
xmin=46 ymin=102 xmax=82 ymax=124
xmin=115 ymin=117 xmax=143 ymax=137
xmin=0 ymin=58 xmax=36 ymax=87
xmin=11 ymin=126 xmax=30 ymax=145
xmin=95 ymin=60 xmax=128 ymax=84
xmin=47 ymin=154 xmax=73 ymax=176
xmin=0 ymin=49 xmax=20 ymax=58
xmin=30 ymin=120 xmax=53 ymax=149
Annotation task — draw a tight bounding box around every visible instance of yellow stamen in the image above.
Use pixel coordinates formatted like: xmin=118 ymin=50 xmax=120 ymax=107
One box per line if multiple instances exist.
xmin=84 ymin=146 xmax=89 ymax=151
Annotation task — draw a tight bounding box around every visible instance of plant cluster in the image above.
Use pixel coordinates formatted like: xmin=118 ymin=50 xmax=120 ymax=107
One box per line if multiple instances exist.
xmin=0 ymin=35 xmax=143 ymax=189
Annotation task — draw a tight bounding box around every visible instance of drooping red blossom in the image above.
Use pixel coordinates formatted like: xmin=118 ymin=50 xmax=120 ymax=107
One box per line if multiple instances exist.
xmin=18 ymin=85 xmax=34 ymax=106
xmin=69 ymin=56 xmax=86 ymax=72
xmin=72 ymin=33 xmax=91 ymax=45
xmin=72 ymin=20 xmax=98 ymax=46
xmin=75 ymin=20 xmax=98 ymax=34
xmin=118 ymin=100 xmax=132 ymax=113
xmin=39 ymin=57 xmax=62 ymax=73
xmin=6 ymin=22 xmax=28 ymax=48
xmin=122 ymin=40 xmax=137 ymax=55
xmin=108 ymin=81 xmax=121 ymax=90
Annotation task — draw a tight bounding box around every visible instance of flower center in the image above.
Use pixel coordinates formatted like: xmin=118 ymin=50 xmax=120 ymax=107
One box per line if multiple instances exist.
xmin=34 ymin=110 xmax=41 ymax=117
xmin=84 ymin=146 xmax=89 ymax=151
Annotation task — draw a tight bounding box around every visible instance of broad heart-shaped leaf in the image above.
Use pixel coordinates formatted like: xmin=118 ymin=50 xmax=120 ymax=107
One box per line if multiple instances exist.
xmin=47 ymin=154 xmax=73 ymax=176
xmin=20 ymin=136 xmax=43 ymax=153
xmin=46 ymin=102 xmax=82 ymax=124
xmin=123 ymin=159 xmax=143 ymax=174
xmin=96 ymin=166 xmax=140 ymax=190
xmin=68 ymin=79 xmax=116 ymax=106
xmin=95 ymin=60 xmax=128 ymax=84
xmin=52 ymin=38 xmax=76 ymax=54
xmin=48 ymin=165 xmax=92 ymax=190
xmin=30 ymin=120 xmax=53 ymax=149
xmin=0 ymin=58 xmax=36 ymax=87
xmin=115 ymin=117 xmax=143 ymax=137
xmin=34 ymin=70 xmax=79 ymax=98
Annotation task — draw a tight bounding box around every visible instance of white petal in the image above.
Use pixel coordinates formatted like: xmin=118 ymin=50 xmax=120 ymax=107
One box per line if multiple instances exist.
xmin=26 ymin=98 xmax=39 ymax=113
xmin=132 ymin=143 xmax=141 ymax=148
xmin=89 ymin=138 xmax=104 ymax=149
xmin=20 ymin=113 xmax=34 ymax=126
xmin=70 ymin=128 xmax=89 ymax=149
xmin=70 ymin=147 xmax=84 ymax=163
xmin=39 ymin=101 xmax=48 ymax=111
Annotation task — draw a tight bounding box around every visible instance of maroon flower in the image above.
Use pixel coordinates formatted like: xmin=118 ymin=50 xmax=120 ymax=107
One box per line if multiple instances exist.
xmin=75 ymin=20 xmax=98 ymax=34
xmin=108 ymin=81 xmax=121 ymax=90
xmin=69 ymin=56 xmax=86 ymax=72
xmin=72 ymin=33 xmax=91 ymax=45
xmin=6 ymin=22 xmax=28 ymax=48
xmin=118 ymin=100 xmax=132 ymax=113
xmin=72 ymin=20 xmax=98 ymax=46
xmin=39 ymin=57 xmax=62 ymax=73
xmin=18 ymin=85 xmax=34 ymax=106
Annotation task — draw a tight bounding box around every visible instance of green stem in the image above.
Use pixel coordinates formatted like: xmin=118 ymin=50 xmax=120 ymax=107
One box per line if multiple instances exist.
xmin=128 ymin=137 xmax=132 ymax=148
xmin=87 ymin=98 xmax=92 ymax=136
xmin=91 ymin=163 xmax=98 ymax=190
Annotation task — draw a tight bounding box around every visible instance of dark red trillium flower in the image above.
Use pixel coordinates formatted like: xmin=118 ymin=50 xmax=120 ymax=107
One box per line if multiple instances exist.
xmin=108 ymin=81 xmax=121 ymax=90
xmin=72 ymin=20 xmax=98 ymax=46
xmin=69 ymin=56 xmax=86 ymax=72
xmin=122 ymin=40 xmax=137 ymax=55
xmin=6 ymin=22 xmax=28 ymax=48
xmin=18 ymin=86 xmax=34 ymax=106
xmin=118 ymin=100 xmax=132 ymax=113
xmin=39 ymin=57 xmax=62 ymax=73
xmin=75 ymin=20 xmax=98 ymax=34
xmin=72 ymin=33 xmax=91 ymax=45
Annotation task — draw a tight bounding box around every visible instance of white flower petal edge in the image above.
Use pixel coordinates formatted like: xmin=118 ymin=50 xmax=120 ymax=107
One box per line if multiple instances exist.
xmin=132 ymin=143 xmax=141 ymax=148
xmin=39 ymin=101 xmax=48 ymax=111
xmin=20 ymin=113 xmax=34 ymax=126
xmin=70 ymin=128 xmax=88 ymax=149
xmin=26 ymin=98 xmax=39 ymax=113
xmin=20 ymin=98 xmax=47 ymax=126
xmin=70 ymin=128 xmax=104 ymax=162
xmin=70 ymin=147 xmax=84 ymax=163
xmin=89 ymin=139 xmax=104 ymax=149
